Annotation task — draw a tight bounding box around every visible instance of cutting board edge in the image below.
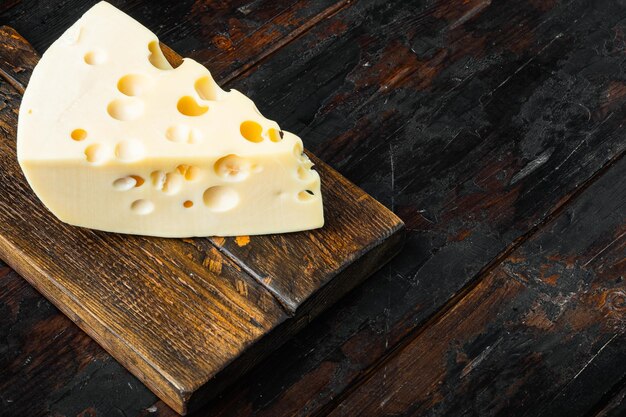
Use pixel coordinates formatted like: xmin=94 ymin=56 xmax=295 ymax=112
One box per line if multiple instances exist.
xmin=0 ymin=219 xmax=405 ymax=415
xmin=187 ymin=223 xmax=406 ymax=413
xmin=0 ymin=233 xmax=189 ymax=414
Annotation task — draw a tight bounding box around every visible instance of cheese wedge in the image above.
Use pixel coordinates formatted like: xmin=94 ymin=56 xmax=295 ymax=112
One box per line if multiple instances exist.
xmin=17 ymin=1 xmax=323 ymax=237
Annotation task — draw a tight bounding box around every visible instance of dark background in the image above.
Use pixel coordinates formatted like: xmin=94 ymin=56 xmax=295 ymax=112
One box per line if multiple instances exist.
xmin=1 ymin=0 xmax=625 ymax=416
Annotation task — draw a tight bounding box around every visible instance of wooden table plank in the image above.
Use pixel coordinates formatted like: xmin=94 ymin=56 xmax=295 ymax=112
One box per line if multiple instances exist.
xmin=2 ymin=0 xmax=626 ymax=416
xmin=326 ymin=154 xmax=626 ymax=417
xmin=0 ymin=263 xmax=158 ymax=416
xmin=593 ymin=382 xmax=626 ymax=417
xmin=0 ymin=27 xmax=35 ymax=92
xmin=0 ymin=0 xmax=352 ymax=85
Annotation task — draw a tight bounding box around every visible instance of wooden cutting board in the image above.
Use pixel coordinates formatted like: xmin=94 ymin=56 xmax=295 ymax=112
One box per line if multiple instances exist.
xmin=0 ymin=26 xmax=404 ymax=415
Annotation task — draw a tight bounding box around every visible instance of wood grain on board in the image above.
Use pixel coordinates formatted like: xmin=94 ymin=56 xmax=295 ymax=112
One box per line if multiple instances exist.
xmin=0 ymin=25 xmax=404 ymax=415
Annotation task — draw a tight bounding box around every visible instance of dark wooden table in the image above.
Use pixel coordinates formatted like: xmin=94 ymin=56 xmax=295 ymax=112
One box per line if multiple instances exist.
xmin=1 ymin=1 xmax=625 ymax=416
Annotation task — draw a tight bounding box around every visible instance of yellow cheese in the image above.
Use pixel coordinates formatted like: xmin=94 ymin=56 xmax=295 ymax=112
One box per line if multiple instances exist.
xmin=17 ymin=1 xmax=323 ymax=237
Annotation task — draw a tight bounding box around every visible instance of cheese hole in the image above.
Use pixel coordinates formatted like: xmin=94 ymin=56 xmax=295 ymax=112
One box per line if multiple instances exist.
xmin=298 ymin=190 xmax=315 ymax=202
xmin=188 ymin=128 xmax=203 ymax=143
xmin=115 ymin=139 xmax=145 ymax=162
xmin=166 ymin=125 xmax=187 ymax=142
xmin=113 ymin=175 xmax=144 ymax=191
xmin=166 ymin=125 xmax=203 ymax=143
xmin=118 ymin=74 xmax=151 ymax=96
xmin=84 ymin=144 xmax=107 ymax=164
xmin=240 ymin=121 xmax=263 ymax=143
xmin=84 ymin=50 xmax=107 ymax=65
xmin=148 ymin=41 xmax=174 ymax=70
xmin=151 ymin=171 xmax=183 ymax=194
xmin=177 ymin=96 xmax=208 ymax=116
xmin=183 ymin=200 xmax=194 ymax=208
xmin=107 ymin=98 xmax=144 ymax=121
xmin=176 ymin=164 xmax=200 ymax=181
xmin=131 ymin=199 xmax=154 ymax=215
xmin=297 ymin=166 xmax=311 ymax=181
xmin=203 ymin=186 xmax=239 ymax=212
xmin=130 ymin=175 xmax=145 ymax=187
xmin=113 ymin=177 xmax=136 ymax=191
xmin=163 ymin=173 xmax=183 ymax=194
xmin=214 ymin=155 xmax=251 ymax=181
xmin=176 ymin=164 xmax=188 ymax=176
xmin=151 ymin=170 xmax=166 ymax=188
xmin=195 ymin=75 xmax=221 ymax=101
xmin=251 ymin=163 xmax=262 ymax=173
xmin=293 ymin=142 xmax=303 ymax=158
xmin=71 ymin=129 xmax=87 ymax=141
xmin=268 ymin=128 xmax=282 ymax=142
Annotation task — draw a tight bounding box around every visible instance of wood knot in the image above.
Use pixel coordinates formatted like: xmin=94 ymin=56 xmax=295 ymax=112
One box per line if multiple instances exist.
xmin=605 ymin=290 xmax=626 ymax=312
xmin=213 ymin=34 xmax=232 ymax=50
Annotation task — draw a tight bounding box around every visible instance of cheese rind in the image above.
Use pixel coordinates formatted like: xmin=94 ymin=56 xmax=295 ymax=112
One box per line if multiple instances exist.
xmin=17 ymin=1 xmax=323 ymax=237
